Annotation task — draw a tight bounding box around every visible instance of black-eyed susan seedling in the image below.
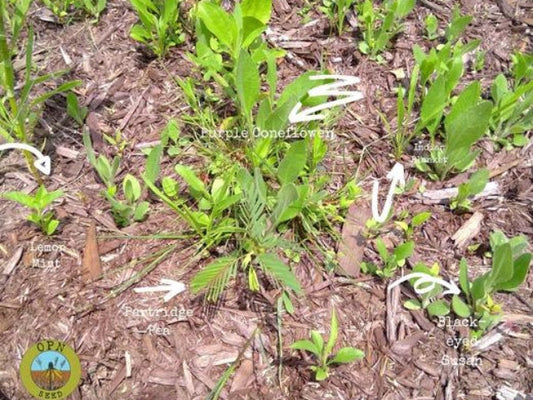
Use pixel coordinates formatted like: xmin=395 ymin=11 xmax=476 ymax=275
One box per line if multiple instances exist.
xmin=361 ymin=239 xmax=414 ymax=278
xmin=394 ymin=211 xmax=431 ymax=240
xmin=3 ymin=186 xmax=64 ymax=235
xmin=290 ymin=309 xmax=364 ymax=381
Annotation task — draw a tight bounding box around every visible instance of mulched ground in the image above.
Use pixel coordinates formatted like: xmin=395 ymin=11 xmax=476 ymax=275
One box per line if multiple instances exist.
xmin=1 ymin=0 xmax=532 ymax=399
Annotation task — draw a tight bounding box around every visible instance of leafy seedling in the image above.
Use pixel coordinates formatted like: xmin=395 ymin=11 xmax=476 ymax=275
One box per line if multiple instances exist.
xmin=450 ymin=169 xmax=488 ymax=211
xmin=66 ymin=92 xmax=88 ymax=126
xmin=361 ymin=239 xmax=414 ymax=278
xmin=3 ymin=185 xmax=63 ymax=235
xmin=291 ymin=309 xmax=364 ymax=381
xmin=319 ymin=0 xmax=357 ymax=35
xmin=394 ymin=211 xmax=431 ymax=239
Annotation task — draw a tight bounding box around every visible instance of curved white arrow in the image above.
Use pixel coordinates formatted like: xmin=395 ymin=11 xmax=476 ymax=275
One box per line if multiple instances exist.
xmin=388 ymin=272 xmax=460 ymax=296
xmin=134 ymin=278 xmax=186 ymax=303
xmin=371 ymin=162 xmax=405 ymax=223
xmin=0 ymin=143 xmax=51 ymax=175
xmin=289 ymin=75 xmax=364 ymax=123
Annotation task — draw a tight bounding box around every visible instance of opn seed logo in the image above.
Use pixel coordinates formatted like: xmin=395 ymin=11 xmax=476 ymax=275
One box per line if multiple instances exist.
xmin=20 ymin=340 xmax=81 ymax=399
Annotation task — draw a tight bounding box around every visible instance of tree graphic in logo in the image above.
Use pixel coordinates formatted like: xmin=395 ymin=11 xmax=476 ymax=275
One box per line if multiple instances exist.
xmin=30 ymin=351 xmax=71 ymax=390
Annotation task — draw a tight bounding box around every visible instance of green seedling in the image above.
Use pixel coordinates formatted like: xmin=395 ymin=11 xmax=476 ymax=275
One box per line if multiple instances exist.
xmin=394 ymin=210 xmax=431 ymax=239
xmin=40 ymin=0 xmax=75 ymax=23
xmin=103 ymin=174 xmax=150 ymax=227
xmin=361 ymin=239 xmax=414 ymax=278
xmin=291 ymin=309 xmax=364 ymax=381
xmin=83 ymin=130 xmax=120 ymax=189
xmin=76 ymin=0 xmax=107 ymax=20
xmin=66 ymin=92 xmax=88 ymax=126
xmin=3 ymin=185 xmax=63 ymax=235
xmin=489 ymin=72 xmax=533 ymax=148
xmin=414 ymin=81 xmax=492 ymax=180
xmin=450 ymin=169 xmax=488 ymax=211
xmin=357 ymin=0 xmax=415 ymax=60
xmin=319 ymin=0 xmax=357 ymax=35
xmin=424 ymin=13 xmax=438 ymax=40
xmin=130 ymin=0 xmax=185 ymax=57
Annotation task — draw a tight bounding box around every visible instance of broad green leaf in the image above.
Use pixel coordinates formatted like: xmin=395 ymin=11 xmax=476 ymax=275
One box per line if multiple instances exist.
xmin=393 ymin=241 xmax=414 ymax=261
xmin=277 ymin=140 xmax=307 ymax=185
xmin=123 ymin=174 xmax=141 ymax=204
xmin=403 ymin=299 xmax=421 ymax=310
xmin=467 ymin=169 xmax=489 ymax=195
xmin=134 ymin=201 xmax=149 ymax=221
xmin=271 ymin=183 xmax=299 ymax=226
xmin=241 ymin=0 xmax=271 ymax=24
xmin=257 ymin=253 xmax=302 ymax=294
xmin=451 ymin=295 xmax=471 ymax=318
xmin=162 ymin=177 xmax=179 ymax=198
xmin=175 ymin=165 xmax=209 ymax=198
xmin=46 ymin=219 xmax=60 ymax=236
xmin=314 ymin=367 xmax=328 ymax=381
xmin=235 ymin=49 xmax=260 ymax=118
xmin=419 ymin=76 xmax=446 ymax=130
xmin=412 ymin=211 xmax=431 ymax=227
xmin=470 ymin=273 xmax=488 ymax=301
xmin=290 ymin=339 xmax=320 ymax=356
xmin=494 ymin=253 xmax=531 ymax=291
xmin=329 ymin=347 xmax=364 ymax=364
xmin=489 ymin=243 xmax=513 ymax=286
xmin=196 ymin=2 xmax=237 ymax=49
xmin=375 ymin=238 xmax=389 ymax=261
xmin=310 ymin=331 xmax=324 ymax=353
xmin=144 ymin=145 xmax=162 ymax=184
xmin=3 ymin=191 xmax=36 ymax=208
xmin=427 ymin=300 xmax=450 ymax=316
xmin=459 ymin=258 xmax=470 ymax=297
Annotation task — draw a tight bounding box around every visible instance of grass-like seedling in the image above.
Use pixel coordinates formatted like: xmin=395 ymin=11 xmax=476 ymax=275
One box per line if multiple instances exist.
xmin=130 ymin=0 xmax=185 ymax=58
xmin=291 ymin=309 xmax=364 ymax=381
xmin=66 ymin=92 xmax=88 ymax=126
xmin=3 ymin=186 xmax=64 ymax=235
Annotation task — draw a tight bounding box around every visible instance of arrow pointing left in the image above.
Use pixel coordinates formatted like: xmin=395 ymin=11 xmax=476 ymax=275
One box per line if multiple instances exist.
xmin=0 ymin=142 xmax=51 ymax=175
xmin=133 ymin=278 xmax=186 ymax=302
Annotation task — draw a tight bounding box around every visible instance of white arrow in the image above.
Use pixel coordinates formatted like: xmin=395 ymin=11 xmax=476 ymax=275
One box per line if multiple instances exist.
xmin=388 ymin=272 xmax=461 ymax=296
xmin=0 ymin=142 xmax=51 ymax=175
xmin=289 ymin=75 xmax=364 ymax=123
xmin=133 ymin=278 xmax=186 ymax=302
xmin=371 ymin=162 xmax=405 ymax=223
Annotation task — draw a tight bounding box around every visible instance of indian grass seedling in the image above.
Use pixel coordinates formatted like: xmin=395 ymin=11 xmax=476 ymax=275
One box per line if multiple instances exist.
xmin=361 ymin=238 xmax=414 ymax=278
xmin=357 ymin=0 xmax=416 ymax=61
xmin=450 ymin=169 xmax=488 ymax=211
xmin=130 ymin=0 xmax=185 ymax=58
xmin=66 ymin=92 xmax=88 ymax=126
xmin=290 ymin=309 xmax=364 ymax=381
xmin=319 ymin=0 xmax=357 ymax=35
xmin=2 ymin=186 xmax=63 ymax=235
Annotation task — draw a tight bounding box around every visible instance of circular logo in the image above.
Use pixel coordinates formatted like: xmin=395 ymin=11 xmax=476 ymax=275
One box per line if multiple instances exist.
xmin=20 ymin=340 xmax=81 ymax=399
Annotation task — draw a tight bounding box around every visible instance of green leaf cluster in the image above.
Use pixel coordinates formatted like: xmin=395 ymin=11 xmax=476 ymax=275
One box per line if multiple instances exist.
xmin=319 ymin=0 xmax=357 ymax=35
xmin=450 ymin=169 xmax=488 ymax=211
xmin=130 ymin=0 xmax=185 ymax=57
xmin=290 ymin=309 xmax=364 ymax=381
xmin=3 ymin=185 xmax=63 ymax=235
xmin=361 ymin=239 xmax=414 ymax=278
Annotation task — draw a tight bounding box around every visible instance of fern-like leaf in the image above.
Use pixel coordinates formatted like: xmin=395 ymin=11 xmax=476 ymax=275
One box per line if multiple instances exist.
xmin=257 ymin=253 xmax=302 ymax=294
xmin=191 ymin=256 xmax=238 ymax=301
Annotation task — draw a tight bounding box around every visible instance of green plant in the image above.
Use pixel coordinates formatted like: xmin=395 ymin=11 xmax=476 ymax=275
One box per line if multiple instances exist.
xmin=290 ymin=309 xmax=364 ymax=381
xmin=394 ymin=210 xmax=431 ymax=239
xmin=424 ymin=13 xmax=438 ymax=40
xmin=405 ymin=232 xmax=532 ymax=336
xmin=453 ymin=231 xmax=531 ymax=334
xmin=2 ymin=185 xmax=63 ymax=235
xmin=414 ymin=81 xmax=492 ymax=180
xmin=361 ymin=239 xmax=414 ymax=278
xmin=130 ymin=0 xmax=185 ymax=57
xmin=357 ymin=0 xmax=415 ymax=60
xmin=450 ymin=169 xmax=488 ymax=211
xmin=66 ymin=92 xmax=88 ymax=126
xmin=76 ymin=0 xmax=107 ymax=20
xmin=84 ymin=130 xmax=149 ymax=227
xmin=40 ymin=0 xmax=75 ymax=23
xmin=488 ymin=72 xmax=533 ymax=148
xmin=0 ymin=2 xmax=80 ymax=177
xmin=103 ymin=174 xmax=150 ymax=227
xmin=319 ymin=0 xmax=356 ymax=35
